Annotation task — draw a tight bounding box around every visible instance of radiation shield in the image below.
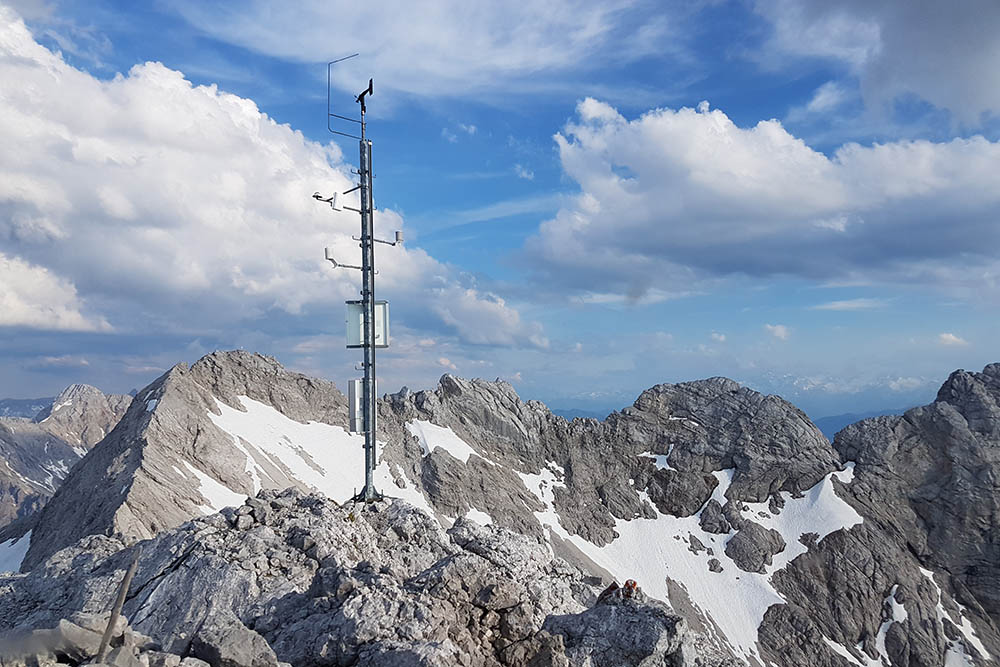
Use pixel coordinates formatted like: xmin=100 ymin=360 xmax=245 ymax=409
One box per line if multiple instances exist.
xmin=345 ymin=300 xmax=389 ymax=348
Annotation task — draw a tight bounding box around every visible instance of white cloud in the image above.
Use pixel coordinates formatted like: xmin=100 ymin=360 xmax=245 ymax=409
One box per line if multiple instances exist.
xmin=0 ymin=252 xmax=111 ymax=331
xmin=164 ymin=2 xmax=677 ymax=102
xmin=24 ymin=355 xmax=90 ymax=369
xmin=811 ymin=298 xmax=886 ymax=311
xmin=0 ymin=10 xmax=542 ymax=349
xmin=938 ymin=332 xmax=968 ymax=346
xmin=430 ymin=288 xmax=548 ymax=349
xmin=805 ymin=81 xmax=849 ymax=114
xmin=459 ymin=124 xmax=477 ymax=136
xmin=441 ymin=128 xmax=458 ymax=143
xmin=754 ymin=0 xmax=1000 ymax=124
xmin=765 ymin=324 xmax=790 ymax=340
xmin=711 ymin=332 xmax=726 ymax=342
xmin=437 ymin=357 xmax=458 ymax=371
xmin=514 ymin=164 xmax=535 ymax=180
xmin=523 ymin=98 xmax=1000 ymax=301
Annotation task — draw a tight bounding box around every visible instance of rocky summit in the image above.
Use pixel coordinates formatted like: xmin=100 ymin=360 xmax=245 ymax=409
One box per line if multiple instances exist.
xmin=1 ymin=350 xmax=998 ymax=666
xmin=0 ymin=488 xmax=733 ymax=667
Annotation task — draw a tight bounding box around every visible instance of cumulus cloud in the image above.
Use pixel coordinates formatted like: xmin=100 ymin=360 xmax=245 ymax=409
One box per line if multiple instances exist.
xmin=754 ymin=0 xmax=1000 ymax=124
xmin=514 ymin=164 xmax=535 ymax=180
xmin=765 ymin=324 xmax=790 ymax=340
xmin=523 ymin=98 xmax=1000 ymax=300
xmin=0 ymin=10 xmax=543 ymax=348
xmin=164 ymin=1 xmax=677 ymax=102
xmin=938 ymin=332 xmax=968 ymax=346
xmin=0 ymin=253 xmax=111 ymax=331
xmin=710 ymin=332 xmax=726 ymax=342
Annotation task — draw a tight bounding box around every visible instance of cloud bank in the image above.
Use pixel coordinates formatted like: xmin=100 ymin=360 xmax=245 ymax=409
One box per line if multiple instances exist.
xmin=524 ymin=98 xmax=1000 ymax=300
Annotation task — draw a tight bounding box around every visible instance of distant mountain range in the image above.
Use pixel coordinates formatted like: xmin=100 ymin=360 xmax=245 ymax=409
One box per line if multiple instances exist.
xmin=550 ymin=407 xmax=609 ymax=421
xmin=0 ymin=397 xmax=54 ymax=420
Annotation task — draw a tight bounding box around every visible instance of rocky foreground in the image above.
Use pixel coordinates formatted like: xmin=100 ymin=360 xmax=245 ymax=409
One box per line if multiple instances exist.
xmin=0 ymin=487 xmax=737 ymax=667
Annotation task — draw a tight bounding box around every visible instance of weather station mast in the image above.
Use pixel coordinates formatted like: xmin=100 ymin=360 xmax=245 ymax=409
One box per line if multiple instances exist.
xmin=314 ymin=55 xmax=402 ymax=502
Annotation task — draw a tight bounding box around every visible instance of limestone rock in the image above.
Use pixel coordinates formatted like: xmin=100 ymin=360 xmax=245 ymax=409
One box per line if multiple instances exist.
xmin=190 ymin=608 xmax=278 ymax=667
xmin=724 ymin=521 xmax=785 ymax=574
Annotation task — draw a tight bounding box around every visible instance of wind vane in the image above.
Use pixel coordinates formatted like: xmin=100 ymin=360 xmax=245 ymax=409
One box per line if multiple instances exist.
xmin=314 ymin=56 xmax=402 ymax=502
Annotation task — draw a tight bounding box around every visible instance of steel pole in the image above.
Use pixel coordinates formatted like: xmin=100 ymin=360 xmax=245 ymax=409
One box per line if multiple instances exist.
xmin=359 ymin=130 xmax=378 ymax=501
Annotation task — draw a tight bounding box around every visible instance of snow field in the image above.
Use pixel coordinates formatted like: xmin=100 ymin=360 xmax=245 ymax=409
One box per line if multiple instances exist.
xmin=406 ymin=420 xmax=480 ymax=463
xmin=0 ymin=530 xmax=30 ymax=573
xmin=205 ymin=397 xmax=435 ymax=517
xmin=522 ymin=458 xmax=866 ymax=664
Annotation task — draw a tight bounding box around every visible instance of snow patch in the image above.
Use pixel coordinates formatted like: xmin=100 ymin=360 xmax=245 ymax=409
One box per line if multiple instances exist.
xmin=707 ymin=468 xmax=734 ymax=506
xmin=945 ymin=641 xmax=977 ymax=667
xmin=145 ymin=399 xmax=158 ymax=412
xmin=822 ymin=637 xmax=865 ymax=666
xmin=518 ymin=462 xmax=566 ymax=507
xmin=532 ymin=465 xmax=861 ymax=663
xmin=180 ymin=460 xmax=246 ymax=514
xmin=464 ymin=508 xmax=493 ymax=525
xmin=871 ymin=584 xmax=908 ymax=664
xmin=406 ymin=420 xmax=481 ymax=464
xmin=919 ymin=567 xmax=991 ymax=661
xmin=0 ymin=530 xmax=30 ymax=574
xmin=638 ymin=448 xmax=674 ymax=470
xmin=742 ymin=466 xmax=863 ymax=574
xmin=208 ymin=397 xmax=438 ymax=518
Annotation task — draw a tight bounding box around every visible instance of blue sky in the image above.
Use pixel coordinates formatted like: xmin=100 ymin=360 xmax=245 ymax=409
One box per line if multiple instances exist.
xmin=1 ymin=0 xmax=997 ymax=419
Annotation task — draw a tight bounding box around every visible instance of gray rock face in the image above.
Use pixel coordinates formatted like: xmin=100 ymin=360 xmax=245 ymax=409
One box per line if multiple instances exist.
xmin=541 ymin=596 xmax=699 ymax=667
xmin=381 ymin=373 xmax=836 ymax=549
xmin=0 ymin=384 xmax=130 ymax=529
xmin=723 ymin=522 xmax=785 ymax=574
xmin=756 ymin=363 xmax=1000 ymax=667
xmin=698 ymin=500 xmax=730 ymax=534
xmin=32 ymin=384 xmax=132 ymax=448
xmin=0 ymin=489 xmax=722 ymax=667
